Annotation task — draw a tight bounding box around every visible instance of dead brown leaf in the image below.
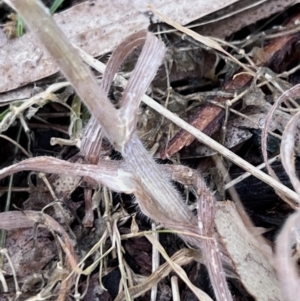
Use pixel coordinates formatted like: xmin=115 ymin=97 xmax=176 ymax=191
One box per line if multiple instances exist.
xmin=0 ymin=0 xmax=241 ymax=93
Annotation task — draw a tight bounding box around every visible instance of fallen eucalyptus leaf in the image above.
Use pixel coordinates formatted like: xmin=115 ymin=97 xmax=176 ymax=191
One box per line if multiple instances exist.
xmin=0 ymin=0 xmax=241 ymax=93
xmin=215 ymin=201 xmax=282 ymax=301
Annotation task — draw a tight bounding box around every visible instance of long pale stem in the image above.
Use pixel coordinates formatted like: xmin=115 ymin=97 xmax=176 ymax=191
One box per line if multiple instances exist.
xmin=6 ymin=0 xmax=125 ymax=149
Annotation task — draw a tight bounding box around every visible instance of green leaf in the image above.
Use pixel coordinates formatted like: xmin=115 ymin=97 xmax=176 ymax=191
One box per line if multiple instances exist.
xmin=0 ymin=108 xmax=10 ymax=122
xmin=17 ymin=14 xmax=23 ymax=37
xmin=50 ymin=0 xmax=65 ymax=14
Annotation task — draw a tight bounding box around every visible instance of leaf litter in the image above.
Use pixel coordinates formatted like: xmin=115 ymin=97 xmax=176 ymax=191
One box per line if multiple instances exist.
xmin=1 ymin=1 xmax=300 ymax=301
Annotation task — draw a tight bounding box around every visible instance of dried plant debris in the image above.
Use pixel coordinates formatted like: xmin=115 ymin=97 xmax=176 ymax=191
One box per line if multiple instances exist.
xmin=215 ymin=201 xmax=281 ymax=301
xmin=0 ymin=0 xmax=242 ymax=93
xmin=197 ymin=0 xmax=296 ymax=39
xmin=161 ymin=6 xmax=300 ymax=159
xmin=1 ymin=0 xmax=300 ymax=301
xmin=3 ymin=228 xmax=55 ymax=278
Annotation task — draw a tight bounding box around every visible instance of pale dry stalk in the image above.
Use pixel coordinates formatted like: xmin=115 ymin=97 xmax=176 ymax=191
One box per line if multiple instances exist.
xmin=261 ymin=84 xmax=300 ymax=207
xmin=275 ymin=101 xmax=300 ymax=301
xmin=197 ymin=181 xmax=233 ymax=301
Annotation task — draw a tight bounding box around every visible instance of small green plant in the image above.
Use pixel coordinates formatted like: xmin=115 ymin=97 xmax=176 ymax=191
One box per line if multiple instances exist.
xmin=16 ymin=14 xmax=23 ymax=37
xmin=17 ymin=0 xmax=65 ymax=37
xmin=49 ymin=0 xmax=65 ymax=14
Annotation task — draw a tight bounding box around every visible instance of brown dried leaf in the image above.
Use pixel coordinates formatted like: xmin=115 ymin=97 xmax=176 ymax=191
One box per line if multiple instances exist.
xmin=215 ymin=201 xmax=282 ymax=301
xmin=199 ymin=0 xmax=296 ymax=39
xmin=3 ymin=228 xmax=55 ymax=277
xmin=0 ymin=209 xmax=78 ymax=301
xmin=22 ymin=211 xmax=78 ymax=272
xmin=0 ymin=0 xmax=241 ymax=93
xmin=0 ymin=211 xmax=35 ymax=230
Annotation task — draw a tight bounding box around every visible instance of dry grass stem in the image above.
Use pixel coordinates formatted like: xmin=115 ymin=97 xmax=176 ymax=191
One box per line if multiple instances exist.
xmin=114 ymin=248 xmax=199 ymax=301
xmin=145 ymin=234 xmax=214 ymax=301
xmin=262 ymin=84 xmax=300 ymax=206
xmin=280 ymin=98 xmax=300 ymax=199
xmin=147 ymin=4 xmax=255 ymax=75
xmin=275 ymin=96 xmax=300 ymax=299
